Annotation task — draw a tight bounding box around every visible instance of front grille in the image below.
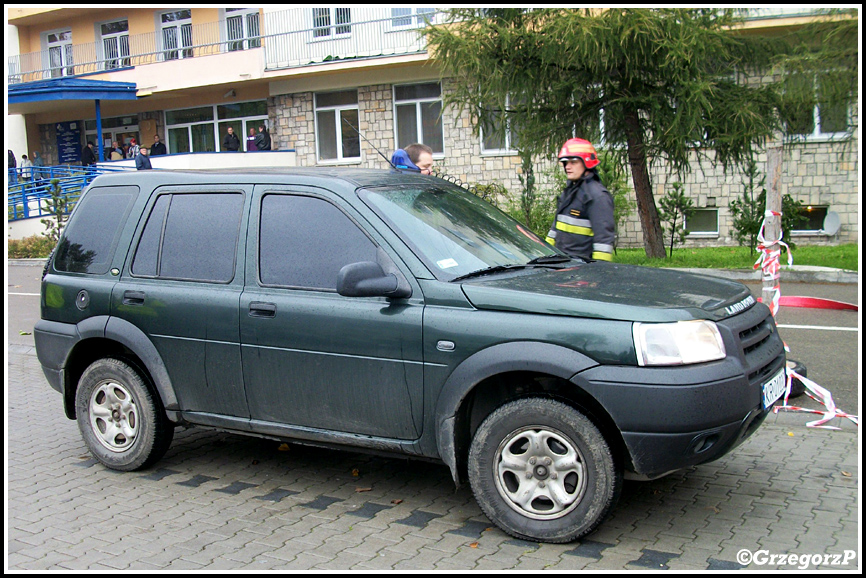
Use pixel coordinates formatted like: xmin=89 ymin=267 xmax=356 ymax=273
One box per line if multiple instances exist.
xmin=718 ymin=303 xmax=786 ymax=387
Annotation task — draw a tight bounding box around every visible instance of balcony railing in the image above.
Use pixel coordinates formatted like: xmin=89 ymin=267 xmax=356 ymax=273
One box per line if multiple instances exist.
xmin=8 ymin=9 xmax=445 ymax=85
xmin=262 ymin=9 xmax=442 ymax=71
xmin=8 ymin=16 xmax=262 ymax=84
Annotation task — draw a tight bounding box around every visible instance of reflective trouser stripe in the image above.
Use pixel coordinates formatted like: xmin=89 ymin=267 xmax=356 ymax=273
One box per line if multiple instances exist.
xmin=593 ymin=243 xmax=614 ymax=254
xmin=592 ymin=251 xmax=613 ymax=261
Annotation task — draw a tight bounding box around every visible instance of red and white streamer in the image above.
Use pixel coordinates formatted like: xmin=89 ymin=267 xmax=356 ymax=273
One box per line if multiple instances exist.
xmin=754 ymin=210 xmax=792 ymax=318
xmin=753 ymin=210 xmax=858 ymax=429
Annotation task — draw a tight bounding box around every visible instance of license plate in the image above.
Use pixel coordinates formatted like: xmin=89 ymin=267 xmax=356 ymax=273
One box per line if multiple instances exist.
xmin=762 ymin=369 xmax=786 ymax=409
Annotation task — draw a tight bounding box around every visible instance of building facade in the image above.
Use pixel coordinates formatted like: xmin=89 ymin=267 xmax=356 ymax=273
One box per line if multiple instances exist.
xmin=7 ymin=7 xmax=859 ymax=247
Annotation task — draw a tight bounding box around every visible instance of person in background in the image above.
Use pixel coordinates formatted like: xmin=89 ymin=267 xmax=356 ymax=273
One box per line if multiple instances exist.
xmin=109 ymin=141 xmax=124 ymax=161
xmin=405 ymin=143 xmax=434 ymax=175
xmin=126 ymin=138 xmax=140 ymax=159
xmin=223 ymin=126 xmax=241 ymax=152
xmin=135 ymin=147 xmax=153 ymax=170
xmin=150 ymin=134 xmax=167 ymax=156
xmin=546 ymin=138 xmax=615 ymax=262
xmin=81 ymin=141 xmax=97 ymax=166
xmin=31 ymin=151 xmax=44 ymax=180
xmin=19 ymin=154 xmax=33 ymax=181
xmin=246 ymin=128 xmax=258 ymax=152
xmin=8 ymin=150 xmax=17 ymax=184
xmin=255 ymin=124 xmax=272 ymax=151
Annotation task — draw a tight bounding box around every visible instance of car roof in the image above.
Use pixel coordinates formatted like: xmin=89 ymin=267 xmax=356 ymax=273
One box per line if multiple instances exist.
xmin=88 ymin=167 xmax=443 ymax=189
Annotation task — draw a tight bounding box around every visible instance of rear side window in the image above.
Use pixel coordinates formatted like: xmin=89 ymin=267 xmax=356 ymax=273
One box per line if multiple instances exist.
xmin=54 ymin=186 xmax=138 ymax=274
xmin=132 ymin=193 xmax=244 ymax=283
xmin=259 ymin=194 xmax=378 ymax=289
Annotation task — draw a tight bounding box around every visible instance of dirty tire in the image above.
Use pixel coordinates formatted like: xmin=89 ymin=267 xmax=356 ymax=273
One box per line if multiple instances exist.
xmin=75 ymin=357 xmax=174 ymax=471
xmin=468 ymin=398 xmax=620 ymax=543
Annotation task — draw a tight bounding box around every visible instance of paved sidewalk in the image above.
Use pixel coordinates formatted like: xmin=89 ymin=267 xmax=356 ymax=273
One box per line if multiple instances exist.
xmin=6 ymin=349 xmax=859 ymax=571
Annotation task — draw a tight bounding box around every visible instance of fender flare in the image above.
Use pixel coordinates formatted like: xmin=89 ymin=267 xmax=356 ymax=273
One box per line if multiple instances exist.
xmin=433 ymin=341 xmax=598 ymax=484
xmin=104 ymin=316 xmax=180 ymax=412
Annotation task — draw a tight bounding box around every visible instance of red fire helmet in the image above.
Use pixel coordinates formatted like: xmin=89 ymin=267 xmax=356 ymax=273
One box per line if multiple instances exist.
xmin=558 ymin=138 xmax=599 ymax=169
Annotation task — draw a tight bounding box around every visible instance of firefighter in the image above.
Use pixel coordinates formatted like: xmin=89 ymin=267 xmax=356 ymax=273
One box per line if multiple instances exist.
xmin=546 ymin=138 xmax=615 ymax=261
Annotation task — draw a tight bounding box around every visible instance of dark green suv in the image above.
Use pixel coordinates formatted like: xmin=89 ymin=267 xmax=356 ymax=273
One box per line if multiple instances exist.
xmin=35 ymin=168 xmax=786 ymax=543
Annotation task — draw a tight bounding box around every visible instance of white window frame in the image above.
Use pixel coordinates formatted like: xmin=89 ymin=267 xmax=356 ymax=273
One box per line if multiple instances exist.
xmin=685 ymin=208 xmax=719 ymax=237
xmin=314 ymin=90 xmax=361 ymax=164
xmin=393 ymin=82 xmax=445 ymax=156
xmin=99 ymin=19 xmax=130 ymax=71
xmin=224 ymin=8 xmax=261 ymax=51
xmin=390 ymin=8 xmax=435 ymax=30
xmin=44 ymin=29 xmax=74 ymax=78
xmin=159 ymin=9 xmax=193 ymax=61
xmin=480 ymin=94 xmax=519 ymax=156
xmin=784 ymin=73 xmax=850 ymax=142
xmin=311 ymin=8 xmax=352 ymax=41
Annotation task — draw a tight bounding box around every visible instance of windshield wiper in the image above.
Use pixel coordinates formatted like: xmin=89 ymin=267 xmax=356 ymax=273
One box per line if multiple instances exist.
xmin=526 ymin=255 xmax=573 ymax=265
xmin=451 ymin=264 xmax=526 ymax=282
xmin=451 ymin=256 xmax=574 ymax=282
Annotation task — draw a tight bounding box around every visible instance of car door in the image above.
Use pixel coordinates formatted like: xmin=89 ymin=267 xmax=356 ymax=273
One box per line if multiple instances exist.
xmin=112 ymin=186 xmax=251 ymax=418
xmin=239 ymin=186 xmax=424 ymax=440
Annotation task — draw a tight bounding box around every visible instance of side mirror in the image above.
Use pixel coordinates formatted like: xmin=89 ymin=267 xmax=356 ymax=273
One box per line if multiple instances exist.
xmin=337 ymin=261 xmax=411 ymax=299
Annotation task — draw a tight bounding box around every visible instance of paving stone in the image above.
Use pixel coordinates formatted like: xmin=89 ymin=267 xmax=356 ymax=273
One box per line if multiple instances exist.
xmin=627 ymin=548 xmax=681 ymax=570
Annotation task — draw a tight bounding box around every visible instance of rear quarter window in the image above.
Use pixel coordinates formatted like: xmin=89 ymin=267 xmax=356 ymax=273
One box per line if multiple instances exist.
xmin=54 ymin=186 xmax=138 ymax=274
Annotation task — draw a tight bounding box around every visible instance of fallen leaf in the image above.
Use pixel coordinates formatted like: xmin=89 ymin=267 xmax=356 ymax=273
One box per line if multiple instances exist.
xmin=391 ymin=499 xmax=403 ymax=505
xmin=788 ymin=432 xmax=795 ymax=437
xmin=355 ymin=487 xmax=372 ymax=493
xmin=252 ymin=460 xmax=259 ymax=465
xmin=707 ymin=506 xmax=721 ymax=513
xmin=841 ymin=471 xmax=852 ymax=477
xmin=352 ymin=468 xmax=360 ymax=477
xmin=469 ymin=542 xmax=479 ymax=548
xmin=277 ymin=443 xmax=290 ymax=451
xmin=19 ymin=331 xmax=31 ymax=336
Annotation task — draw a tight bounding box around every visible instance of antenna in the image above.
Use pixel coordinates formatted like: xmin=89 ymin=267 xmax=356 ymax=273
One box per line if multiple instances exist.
xmin=341 ymin=117 xmax=399 ymax=171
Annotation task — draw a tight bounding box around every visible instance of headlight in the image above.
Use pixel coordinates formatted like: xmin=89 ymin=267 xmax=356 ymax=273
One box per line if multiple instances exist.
xmin=633 ymin=320 xmax=726 ymax=366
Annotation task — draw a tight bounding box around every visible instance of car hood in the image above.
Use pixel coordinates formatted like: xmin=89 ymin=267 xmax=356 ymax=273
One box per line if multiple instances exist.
xmin=459 ymin=262 xmax=757 ymax=323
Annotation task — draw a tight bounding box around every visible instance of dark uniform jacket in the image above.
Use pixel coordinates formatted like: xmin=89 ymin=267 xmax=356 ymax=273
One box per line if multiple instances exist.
xmin=546 ymin=170 xmax=615 ymax=261
xmin=150 ymin=141 xmax=167 ymax=156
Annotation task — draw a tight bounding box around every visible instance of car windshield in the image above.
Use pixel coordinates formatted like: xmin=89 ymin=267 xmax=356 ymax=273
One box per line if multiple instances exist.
xmin=359 ymin=183 xmax=562 ymax=280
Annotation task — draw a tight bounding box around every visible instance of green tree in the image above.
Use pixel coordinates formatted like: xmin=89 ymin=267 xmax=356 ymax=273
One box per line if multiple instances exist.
xmin=40 ymin=179 xmax=69 ymax=243
xmin=425 ymin=8 xmax=857 ymax=258
xmin=657 ymin=183 xmax=695 ymax=258
xmin=729 ymin=158 xmax=766 ymax=256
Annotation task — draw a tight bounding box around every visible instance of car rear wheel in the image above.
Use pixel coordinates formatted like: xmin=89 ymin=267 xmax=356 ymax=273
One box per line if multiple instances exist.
xmin=468 ymin=398 xmax=620 ymax=543
xmin=75 ymin=358 xmax=173 ymax=471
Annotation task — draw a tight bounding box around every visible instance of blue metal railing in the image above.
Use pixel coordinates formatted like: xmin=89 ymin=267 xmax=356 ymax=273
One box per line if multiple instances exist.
xmin=8 ymin=164 xmax=133 ymax=220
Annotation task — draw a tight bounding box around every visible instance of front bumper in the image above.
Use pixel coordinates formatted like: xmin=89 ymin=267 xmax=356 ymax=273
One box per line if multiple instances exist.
xmin=575 ymin=351 xmax=785 ymax=478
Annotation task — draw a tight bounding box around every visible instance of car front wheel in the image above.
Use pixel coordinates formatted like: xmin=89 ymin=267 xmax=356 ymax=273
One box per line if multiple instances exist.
xmin=468 ymin=398 xmax=620 ymax=543
xmin=75 ymin=357 xmax=174 ymax=471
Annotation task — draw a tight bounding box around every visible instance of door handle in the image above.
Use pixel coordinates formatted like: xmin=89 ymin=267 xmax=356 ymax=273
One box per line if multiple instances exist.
xmin=249 ymin=301 xmax=277 ymax=318
xmin=122 ymin=290 xmax=146 ymax=305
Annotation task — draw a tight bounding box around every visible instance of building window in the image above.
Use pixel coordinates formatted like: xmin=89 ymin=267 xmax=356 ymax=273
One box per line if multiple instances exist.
xmin=783 ymin=73 xmax=849 ymax=139
xmin=312 ymin=8 xmax=351 ymax=39
xmin=101 ymin=20 xmax=130 ymax=70
xmin=394 ymin=83 xmax=444 ymax=153
xmin=161 ymin=10 xmax=193 ymax=61
xmin=46 ymin=30 xmax=74 ymax=78
xmin=226 ymin=8 xmax=261 ymax=51
xmin=481 ymin=95 xmax=519 ymax=154
xmin=390 ymin=8 xmax=435 ymax=29
xmin=165 ymin=101 xmax=268 ymax=154
xmin=792 ymin=205 xmax=829 ymax=234
xmin=685 ymin=209 xmax=719 ymax=236
xmin=315 ymin=90 xmax=360 ymax=162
